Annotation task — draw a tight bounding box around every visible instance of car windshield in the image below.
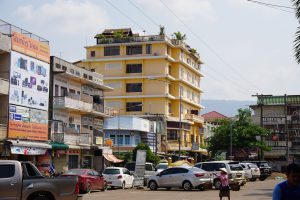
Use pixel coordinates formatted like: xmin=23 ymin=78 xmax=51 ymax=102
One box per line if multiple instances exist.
xmin=125 ymin=163 xmax=135 ymax=171
xmin=103 ymin=168 xmax=120 ymax=175
xmin=229 ymin=164 xmax=243 ymax=171
xmin=65 ymin=169 xmax=86 ymax=175
xmin=249 ymin=164 xmax=258 ymax=168
xmin=258 ymin=162 xmax=269 ymax=167
xmin=156 ymin=164 xmax=168 ymax=169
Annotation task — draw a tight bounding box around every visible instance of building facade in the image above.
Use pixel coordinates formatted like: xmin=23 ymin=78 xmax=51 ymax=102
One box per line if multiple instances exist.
xmin=50 ymin=56 xmax=116 ymax=172
xmin=104 ymin=116 xmax=156 ymax=153
xmin=76 ymin=28 xmax=205 ymax=158
xmin=251 ymin=95 xmax=300 ymax=171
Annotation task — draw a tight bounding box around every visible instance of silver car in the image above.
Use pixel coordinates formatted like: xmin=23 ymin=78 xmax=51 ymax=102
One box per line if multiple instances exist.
xmin=147 ymin=167 xmax=212 ymax=191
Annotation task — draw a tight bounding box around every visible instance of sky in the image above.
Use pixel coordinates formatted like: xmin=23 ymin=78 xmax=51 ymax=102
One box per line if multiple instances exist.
xmin=0 ymin=0 xmax=299 ymax=101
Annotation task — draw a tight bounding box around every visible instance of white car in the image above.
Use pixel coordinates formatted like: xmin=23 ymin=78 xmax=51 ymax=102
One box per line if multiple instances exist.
xmin=155 ymin=163 xmax=168 ymax=173
xmin=147 ymin=167 xmax=212 ymax=191
xmin=102 ymin=167 xmax=134 ymax=189
xmin=240 ymin=163 xmax=260 ymax=181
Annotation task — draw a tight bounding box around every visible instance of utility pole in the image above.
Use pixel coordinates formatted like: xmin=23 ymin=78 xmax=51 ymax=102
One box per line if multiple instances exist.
xmin=230 ymin=121 xmax=233 ymax=158
xmin=284 ymin=94 xmax=289 ymax=163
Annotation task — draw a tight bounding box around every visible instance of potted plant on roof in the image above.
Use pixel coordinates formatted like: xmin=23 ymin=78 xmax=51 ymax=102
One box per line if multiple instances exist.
xmin=113 ymin=30 xmax=124 ymax=43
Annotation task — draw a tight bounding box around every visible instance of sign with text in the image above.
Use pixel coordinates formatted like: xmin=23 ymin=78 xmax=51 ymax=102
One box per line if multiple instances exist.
xmin=133 ymin=150 xmax=146 ymax=187
xmin=12 ymin=32 xmax=50 ymax=63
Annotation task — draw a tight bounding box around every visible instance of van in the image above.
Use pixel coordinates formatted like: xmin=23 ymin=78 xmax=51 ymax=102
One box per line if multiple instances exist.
xmin=194 ymin=161 xmax=246 ymax=189
xmin=124 ymin=162 xmax=156 ymax=185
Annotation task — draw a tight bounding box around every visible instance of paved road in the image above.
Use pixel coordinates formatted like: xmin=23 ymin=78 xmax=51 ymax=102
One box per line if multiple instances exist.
xmin=81 ymin=179 xmax=282 ymax=200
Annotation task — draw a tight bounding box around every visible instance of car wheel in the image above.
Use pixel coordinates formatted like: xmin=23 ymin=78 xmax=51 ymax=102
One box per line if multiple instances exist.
xmin=101 ymin=182 xmax=107 ymax=191
xmin=214 ymin=179 xmax=221 ymax=190
xmin=250 ymin=178 xmax=256 ymax=182
xmin=182 ymin=181 xmax=192 ymax=191
xmin=259 ymin=177 xmax=267 ymax=181
xmin=86 ymin=183 xmax=91 ymax=193
xmin=199 ymin=185 xmax=205 ymax=191
xmin=149 ymin=181 xmax=158 ymax=190
xmin=31 ymin=197 xmax=51 ymax=200
xmin=122 ymin=182 xmax=126 ymax=189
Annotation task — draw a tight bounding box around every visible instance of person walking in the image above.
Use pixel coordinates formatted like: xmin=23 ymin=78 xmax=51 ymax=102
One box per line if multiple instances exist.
xmin=215 ymin=168 xmax=230 ymax=200
xmin=272 ymin=163 xmax=300 ymax=200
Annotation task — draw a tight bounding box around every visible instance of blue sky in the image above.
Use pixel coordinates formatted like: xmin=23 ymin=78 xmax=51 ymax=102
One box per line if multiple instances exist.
xmin=0 ymin=0 xmax=298 ymax=101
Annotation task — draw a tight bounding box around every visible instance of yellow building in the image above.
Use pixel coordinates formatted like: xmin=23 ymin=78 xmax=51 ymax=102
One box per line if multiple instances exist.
xmin=77 ymin=28 xmax=206 ymax=157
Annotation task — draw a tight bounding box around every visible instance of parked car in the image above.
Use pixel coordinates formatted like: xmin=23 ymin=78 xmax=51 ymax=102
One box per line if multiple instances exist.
xmin=194 ymin=161 xmax=245 ymax=189
xmin=62 ymin=169 xmax=107 ymax=193
xmin=240 ymin=162 xmax=260 ymax=181
xmin=102 ymin=167 xmax=134 ymax=189
xmin=124 ymin=162 xmax=156 ymax=184
xmin=147 ymin=166 xmax=212 ymax=191
xmin=0 ymin=160 xmax=79 ymax=200
xmin=155 ymin=162 xmax=169 ymax=173
xmin=246 ymin=161 xmax=272 ymax=181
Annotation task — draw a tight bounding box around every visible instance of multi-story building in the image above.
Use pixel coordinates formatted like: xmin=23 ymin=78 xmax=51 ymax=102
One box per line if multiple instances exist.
xmin=251 ymin=95 xmax=300 ymax=171
xmin=50 ymin=56 xmax=116 ymax=172
xmin=104 ymin=116 xmax=156 ymax=153
xmin=0 ymin=20 xmax=53 ymax=166
xmin=76 ymin=28 xmax=205 ymax=159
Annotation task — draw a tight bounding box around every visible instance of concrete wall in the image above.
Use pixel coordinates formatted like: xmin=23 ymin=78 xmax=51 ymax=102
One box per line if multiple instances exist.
xmin=0 ymin=52 xmax=10 ymax=79
xmin=0 ymin=33 xmax=11 ymax=53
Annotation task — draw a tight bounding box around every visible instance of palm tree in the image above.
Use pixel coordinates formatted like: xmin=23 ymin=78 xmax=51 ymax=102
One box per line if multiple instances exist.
xmin=173 ymin=31 xmax=187 ymax=41
xmin=292 ymin=0 xmax=300 ymax=64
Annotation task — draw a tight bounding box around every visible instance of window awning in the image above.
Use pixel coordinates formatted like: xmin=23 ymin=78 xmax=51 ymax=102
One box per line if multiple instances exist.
xmin=50 ymin=142 xmax=69 ymax=150
xmin=103 ymin=153 xmax=123 ymax=163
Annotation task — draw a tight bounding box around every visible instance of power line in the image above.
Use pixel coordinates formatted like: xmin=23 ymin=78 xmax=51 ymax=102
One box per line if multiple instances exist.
xmin=127 ymin=0 xmax=160 ymax=27
xmin=247 ymin=0 xmax=294 ymax=13
xmin=159 ymin=0 xmax=262 ymax=92
xmin=104 ymin=0 xmax=146 ymax=31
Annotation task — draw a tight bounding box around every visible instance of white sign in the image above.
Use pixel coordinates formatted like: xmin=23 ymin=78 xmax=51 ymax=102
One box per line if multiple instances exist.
xmin=10 ymin=51 xmax=50 ymax=111
xmin=133 ymin=150 xmax=146 ymax=187
xmin=11 ymin=146 xmax=47 ymax=155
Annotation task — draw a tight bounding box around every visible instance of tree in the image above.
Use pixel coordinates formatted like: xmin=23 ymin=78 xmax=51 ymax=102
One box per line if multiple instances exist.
xmin=207 ymin=109 xmax=271 ymax=158
xmin=132 ymin=143 xmax=160 ymax=164
xmin=292 ymin=0 xmax=300 ymax=64
xmin=173 ymin=31 xmax=187 ymax=41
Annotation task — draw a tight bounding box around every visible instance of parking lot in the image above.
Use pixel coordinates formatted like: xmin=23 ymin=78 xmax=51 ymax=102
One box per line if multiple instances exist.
xmin=81 ymin=179 xmax=281 ymax=200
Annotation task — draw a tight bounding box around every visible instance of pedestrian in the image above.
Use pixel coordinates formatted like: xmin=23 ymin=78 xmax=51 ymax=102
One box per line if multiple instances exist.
xmin=272 ymin=163 xmax=300 ymax=200
xmin=215 ymin=168 xmax=230 ymax=200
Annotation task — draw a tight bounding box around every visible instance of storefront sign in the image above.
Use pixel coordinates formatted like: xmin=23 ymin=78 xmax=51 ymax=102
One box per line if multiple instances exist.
xmin=11 ymin=146 xmax=47 ymax=155
xmin=12 ymin=32 xmax=50 ymax=63
xmin=67 ymin=150 xmax=81 ymax=154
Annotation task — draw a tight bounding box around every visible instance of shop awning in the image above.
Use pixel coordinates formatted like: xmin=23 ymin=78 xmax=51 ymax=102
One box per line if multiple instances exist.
xmin=50 ymin=142 xmax=69 ymax=150
xmin=103 ymin=153 xmax=123 ymax=163
xmin=7 ymin=140 xmax=52 ymax=149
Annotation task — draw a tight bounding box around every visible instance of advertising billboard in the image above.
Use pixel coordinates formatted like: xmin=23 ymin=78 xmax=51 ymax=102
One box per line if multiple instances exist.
xmin=8 ymin=105 xmax=48 ymax=141
xmin=12 ymin=32 xmax=50 ymax=63
xmin=9 ymin=51 xmax=50 ymax=111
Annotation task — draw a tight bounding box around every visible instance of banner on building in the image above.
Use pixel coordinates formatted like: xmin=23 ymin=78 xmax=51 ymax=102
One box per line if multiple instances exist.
xmin=9 ymin=51 xmax=50 ymax=111
xmin=12 ymin=32 xmax=50 ymax=63
xmin=133 ymin=150 xmax=146 ymax=187
xmin=8 ymin=105 xmax=48 ymax=141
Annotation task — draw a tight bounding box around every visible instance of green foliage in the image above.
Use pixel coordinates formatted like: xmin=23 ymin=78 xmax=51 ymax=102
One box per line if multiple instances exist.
xmin=132 ymin=143 xmax=160 ymax=164
xmin=291 ymin=1 xmax=300 ymax=64
xmin=207 ymin=108 xmax=271 ymax=157
xmin=117 ymin=152 xmax=133 ymax=163
xmin=113 ymin=30 xmax=124 ymax=39
xmin=173 ymin=31 xmax=187 ymax=41
xmin=190 ymin=48 xmax=197 ymax=54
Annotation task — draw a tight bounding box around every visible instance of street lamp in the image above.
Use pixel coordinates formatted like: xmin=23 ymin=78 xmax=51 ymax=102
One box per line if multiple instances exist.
xmin=148 ymin=77 xmax=182 ymax=159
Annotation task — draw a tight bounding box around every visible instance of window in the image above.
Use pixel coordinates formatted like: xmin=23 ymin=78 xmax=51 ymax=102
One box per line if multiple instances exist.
xmin=54 ymin=85 xmax=59 ymax=96
xmin=135 ymin=135 xmax=140 ymax=144
xmin=146 ymin=44 xmax=152 ymax=54
xmin=61 ymin=87 xmax=68 ymax=96
xmin=167 ymin=46 xmax=170 ymax=55
xmin=173 ymin=168 xmax=189 ymax=174
xmin=55 ymin=63 xmax=61 ymax=69
xmin=167 ymin=130 xmax=178 ymax=140
xmin=168 ymin=103 xmax=172 ymax=114
xmin=110 ymin=135 xmax=116 ymax=144
xmin=126 ymin=83 xmax=142 ymax=92
xmin=126 ymin=102 xmax=142 ymax=112
xmin=91 ymin=68 xmax=95 ymax=72
xmin=168 ymin=65 xmax=171 ymax=75
xmin=125 ymin=135 xmax=130 ymax=145
xmin=0 ymin=164 xmax=15 ymax=178
xmin=118 ymin=135 xmax=123 ymax=146
xmin=70 ymin=68 xmax=74 ymax=74
xmin=90 ymin=51 xmax=95 ymax=57
xmin=104 ymin=46 xmax=120 ymax=56
xmin=62 ymin=65 xmax=67 ymax=71
xmin=126 ymin=45 xmax=142 ymax=55
xmin=126 ymin=64 xmax=142 ymax=73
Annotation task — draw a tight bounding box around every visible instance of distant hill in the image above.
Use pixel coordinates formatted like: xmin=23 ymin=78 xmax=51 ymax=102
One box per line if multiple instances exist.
xmin=201 ymin=99 xmax=255 ymax=117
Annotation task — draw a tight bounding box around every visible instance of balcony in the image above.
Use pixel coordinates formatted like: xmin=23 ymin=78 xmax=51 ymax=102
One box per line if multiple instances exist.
xmin=51 ymin=132 xmax=64 ymax=143
xmin=79 ymin=133 xmax=92 ymax=146
xmin=81 ymin=127 xmax=93 ymax=135
xmin=0 ymin=78 xmax=9 ymax=95
xmin=53 ymin=57 xmax=112 ymax=91
xmin=185 ymin=114 xmax=204 ymax=124
xmin=96 ymin=34 xmax=172 ymax=45
xmin=166 ymin=140 xmax=192 ymax=151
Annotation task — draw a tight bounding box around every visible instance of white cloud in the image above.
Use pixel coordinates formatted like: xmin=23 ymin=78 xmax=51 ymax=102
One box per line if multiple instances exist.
xmin=14 ymin=0 xmax=110 ymax=36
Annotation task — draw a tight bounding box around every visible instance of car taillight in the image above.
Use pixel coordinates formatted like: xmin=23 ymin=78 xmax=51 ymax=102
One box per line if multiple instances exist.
xmin=117 ymin=175 xmax=123 ymax=179
xmin=195 ymin=173 xmax=204 ymax=177
xmin=75 ymin=181 xmax=79 ymax=194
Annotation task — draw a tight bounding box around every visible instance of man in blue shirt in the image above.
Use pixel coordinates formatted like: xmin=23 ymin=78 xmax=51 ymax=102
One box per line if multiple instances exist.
xmin=272 ymin=163 xmax=300 ymax=200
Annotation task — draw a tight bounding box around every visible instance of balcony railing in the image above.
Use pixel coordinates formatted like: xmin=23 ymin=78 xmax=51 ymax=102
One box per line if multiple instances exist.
xmin=96 ymin=35 xmax=171 ymax=44
xmin=81 ymin=127 xmax=93 ymax=135
xmin=185 ymin=114 xmax=204 ymax=123
xmin=0 ymin=78 xmax=9 ymax=95
xmin=52 ymin=132 xmax=64 ymax=143
xmin=79 ymin=133 xmax=92 ymax=145
xmin=53 ymin=96 xmax=93 ymax=112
